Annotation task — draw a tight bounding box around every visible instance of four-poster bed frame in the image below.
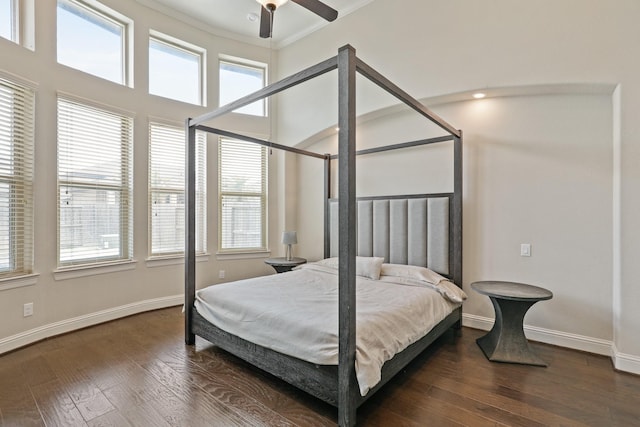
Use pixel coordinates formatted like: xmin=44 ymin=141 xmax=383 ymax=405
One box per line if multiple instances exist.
xmin=185 ymin=45 xmax=463 ymax=426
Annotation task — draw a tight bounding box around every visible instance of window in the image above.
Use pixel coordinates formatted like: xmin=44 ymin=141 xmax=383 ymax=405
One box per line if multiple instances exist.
xmin=57 ymin=0 xmax=131 ymax=85
xmin=149 ymin=33 xmax=205 ymax=105
xmin=0 ymin=0 xmax=34 ymax=49
xmin=149 ymin=122 xmax=206 ymax=256
xmin=219 ymin=138 xmax=267 ymax=252
xmin=0 ymin=0 xmax=16 ymax=42
xmin=219 ymin=59 xmax=266 ymax=116
xmin=0 ymin=76 xmax=34 ymax=278
xmin=57 ymin=97 xmax=133 ymax=267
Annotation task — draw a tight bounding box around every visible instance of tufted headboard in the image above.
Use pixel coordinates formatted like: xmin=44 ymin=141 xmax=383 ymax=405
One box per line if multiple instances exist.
xmin=327 ymin=194 xmax=452 ymax=276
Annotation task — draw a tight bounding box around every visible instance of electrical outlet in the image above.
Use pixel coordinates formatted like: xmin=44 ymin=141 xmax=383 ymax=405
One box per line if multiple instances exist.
xmin=23 ymin=302 xmax=33 ymax=317
xmin=520 ymin=243 xmax=531 ymax=257
xmin=218 ymin=270 xmax=225 ymax=279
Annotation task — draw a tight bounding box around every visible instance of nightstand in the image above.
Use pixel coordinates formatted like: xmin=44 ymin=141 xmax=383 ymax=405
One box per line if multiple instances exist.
xmin=471 ymin=281 xmax=553 ymax=366
xmin=264 ymin=257 xmax=306 ymax=273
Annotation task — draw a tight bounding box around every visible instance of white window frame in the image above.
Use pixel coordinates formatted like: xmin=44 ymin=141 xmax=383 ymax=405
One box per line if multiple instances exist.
xmin=218 ymin=137 xmax=268 ymax=254
xmin=218 ymin=56 xmax=267 ymax=117
xmin=0 ymin=73 xmax=35 ymax=282
xmin=56 ymin=95 xmax=133 ymax=269
xmin=148 ymin=121 xmax=206 ymax=258
xmin=1 ymin=0 xmax=34 ymax=49
xmin=56 ymin=0 xmax=133 ymax=86
xmin=149 ymin=31 xmax=206 ymax=106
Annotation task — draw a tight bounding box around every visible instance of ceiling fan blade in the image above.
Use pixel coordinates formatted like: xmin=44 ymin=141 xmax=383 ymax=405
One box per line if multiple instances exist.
xmin=291 ymin=0 xmax=338 ymax=22
xmin=259 ymin=5 xmax=273 ymax=38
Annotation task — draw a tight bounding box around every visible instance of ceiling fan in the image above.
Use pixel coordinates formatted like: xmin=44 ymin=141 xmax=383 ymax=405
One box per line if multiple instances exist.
xmin=256 ymin=0 xmax=338 ymax=38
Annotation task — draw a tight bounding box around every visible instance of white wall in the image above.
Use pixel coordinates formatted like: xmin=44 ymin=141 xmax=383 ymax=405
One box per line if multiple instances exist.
xmin=0 ymin=0 xmax=283 ymax=351
xmin=297 ymin=92 xmax=613 ymax=341
xmin=278 ymin=0 xmax=640 ymax=371
xmin=455 ymin=94 xmax=613 ymax=340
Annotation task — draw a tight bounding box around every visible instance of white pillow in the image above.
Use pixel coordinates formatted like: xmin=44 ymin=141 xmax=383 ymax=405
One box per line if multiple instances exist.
xmin=380 ymin=263 xmax=447 ymax=285
xmin=314 ymin=256 xmax=384 ymax=280
xmin=380 ymin=263 xmax=467 ymax=303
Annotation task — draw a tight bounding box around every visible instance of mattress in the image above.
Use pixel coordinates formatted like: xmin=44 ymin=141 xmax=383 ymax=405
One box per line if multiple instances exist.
xmin=195 ymin=262 xmax=464 ymax=396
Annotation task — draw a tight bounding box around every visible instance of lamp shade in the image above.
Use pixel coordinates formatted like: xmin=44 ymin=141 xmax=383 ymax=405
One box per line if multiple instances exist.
xmin=281 ymin=231 xmax=297 ymax=245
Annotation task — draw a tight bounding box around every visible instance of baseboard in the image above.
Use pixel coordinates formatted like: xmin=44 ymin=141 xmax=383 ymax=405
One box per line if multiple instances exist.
xmin=612 ymin=345 xmax=640 ymax=375
xmin=0 ymin=294 xmax=183 ymax=355
xmin=462 ymin=313 xmax=613 ymax=357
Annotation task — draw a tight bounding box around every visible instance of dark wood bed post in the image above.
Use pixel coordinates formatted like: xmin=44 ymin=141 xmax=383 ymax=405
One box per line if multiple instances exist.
xmin=453 ymin=132 xmax=463 ymax=329
xmin=337 ymin=44 xmax=358 ymax=427
xmin=323 ymin=154 xmax=331 ymax=259
xmin=185 ymin=119 xmax=196 ymax=345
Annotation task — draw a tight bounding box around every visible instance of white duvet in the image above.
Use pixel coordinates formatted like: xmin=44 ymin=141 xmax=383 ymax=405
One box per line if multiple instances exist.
xmin=195 ymin=263 xmax=464 ymax=396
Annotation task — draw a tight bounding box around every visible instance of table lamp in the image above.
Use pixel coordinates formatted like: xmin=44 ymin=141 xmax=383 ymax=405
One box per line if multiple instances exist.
xmin=282 ymin=231 xmax=297 ymax=261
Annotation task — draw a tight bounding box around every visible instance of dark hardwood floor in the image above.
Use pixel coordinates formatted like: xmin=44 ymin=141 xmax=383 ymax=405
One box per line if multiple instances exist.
xmin=1 ymin=307 xmax=639 ymax=426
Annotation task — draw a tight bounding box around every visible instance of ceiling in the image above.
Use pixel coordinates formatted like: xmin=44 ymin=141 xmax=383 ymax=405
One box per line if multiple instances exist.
xmin=136 ymin=0 xmax=373 ymax=48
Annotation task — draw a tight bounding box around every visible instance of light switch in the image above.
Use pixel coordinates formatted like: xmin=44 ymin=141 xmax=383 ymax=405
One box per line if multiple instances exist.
xmin=520 ymin=243 xmax=531 ymax=257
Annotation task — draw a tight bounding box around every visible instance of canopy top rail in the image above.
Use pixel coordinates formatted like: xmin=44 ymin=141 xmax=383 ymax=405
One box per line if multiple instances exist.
xmin=198 ymin=124 xmax=453 ymax=162
xmin=189 ymin=55 xmax=339 ymax=127
xmin=188 ymin=44 xmax=461 ymax=150
xmin=195 ymin=125 xmax=327 ymax=160
xmin=328 ymin=135 xmax=456 ymax=160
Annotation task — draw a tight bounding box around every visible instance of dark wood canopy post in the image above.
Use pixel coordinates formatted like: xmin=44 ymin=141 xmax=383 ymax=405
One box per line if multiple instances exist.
xmin=185 ymin=120 xmax=196 ymax=345
xmin=452 ymin=133 xmax=463 ymax=329
xmin=337 ymin=44 xmax=358 ymax=427
xmin=453 ymin=133 xmax=463 ymax=287
xmin=323 ymin=155 xmax=332 ymax=259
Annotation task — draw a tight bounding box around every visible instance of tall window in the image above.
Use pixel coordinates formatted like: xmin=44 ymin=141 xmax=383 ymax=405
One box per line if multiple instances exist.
xmin=149 ymin=32 xmax=204 ymax=105
xmin=0 ymin=0 xmax=16 ymax=42
xmin=219 ymin=138 xmax=267 ymax=252
xmin=57 ymin=97 xmax=133 ymax=267
xmin=219 ymin=59 xmax=266 ymax=116
xmin=57 ymin=0 xmax=131 ymax=85
xmin=149 ymin=122 xmax=206 ymax=256
xmin=0 ymin=76 xmax=34 ymax=278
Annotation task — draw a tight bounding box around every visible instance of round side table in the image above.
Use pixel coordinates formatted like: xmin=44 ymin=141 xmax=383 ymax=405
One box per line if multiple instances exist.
xmin=264 ymin=257 xmax=306 ymax=273
xmin=471 ymin=281 xmax=553 ymax=367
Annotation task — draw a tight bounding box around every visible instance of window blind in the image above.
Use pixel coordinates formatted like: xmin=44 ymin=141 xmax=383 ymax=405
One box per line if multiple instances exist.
xmin=219 ymin=138 xmax=267 ymax=251
xmin=149 ymin=122 xmax=206 ymax=256
xmin=57 ymin=97 xmax=133 ymax=266
xmin=0 ymin=76 xmax=34 ymax=278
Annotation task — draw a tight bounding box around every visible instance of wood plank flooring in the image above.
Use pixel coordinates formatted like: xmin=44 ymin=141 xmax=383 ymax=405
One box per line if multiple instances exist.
xmin=1 ymin=307 xmax=639 ymax=426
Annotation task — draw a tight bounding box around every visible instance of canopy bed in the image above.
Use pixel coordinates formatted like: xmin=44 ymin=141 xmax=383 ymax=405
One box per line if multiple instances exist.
xmin=185 ymin=45 xmax=463 ymax=426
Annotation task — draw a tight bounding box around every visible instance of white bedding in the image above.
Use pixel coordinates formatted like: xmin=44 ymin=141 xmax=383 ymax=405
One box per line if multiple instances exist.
xmin=195 ymin=263 xmax=464 ymax=396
